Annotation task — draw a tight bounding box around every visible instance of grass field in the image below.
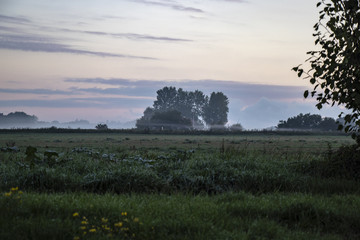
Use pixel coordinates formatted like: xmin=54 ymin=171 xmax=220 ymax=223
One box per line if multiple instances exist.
xmin=0 ymin=131 xmax=359 ymax=239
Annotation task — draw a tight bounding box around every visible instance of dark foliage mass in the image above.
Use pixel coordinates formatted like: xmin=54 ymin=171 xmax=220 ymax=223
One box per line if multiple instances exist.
xmin=0 ymin=111 xmax=92 ymax=129
xmin=2 ymin=144 xmax=360 ymax=196
xmin=293 ymin=0 xmax=360 ymax=137
xmin=203 ymin=92 xmax=229 ymax=127
xmin=277 ymin=113 xmax=339 ymax=131
xmin=0 ymin=112 xmax=38 ymax=127
xmin=136 ymin=86 xmax=229 ymax=130
xmin=95 ymin=123 xmax=108 ymax=130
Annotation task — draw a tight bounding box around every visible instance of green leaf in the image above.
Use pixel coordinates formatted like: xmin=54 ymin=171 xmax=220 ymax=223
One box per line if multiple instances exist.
xmin=303 ymin=90 xmax=309 ymax=98
xmin=316 ymin=103 xmax=323 ymax=110
xmin=297 ymin=69 xmax=304 ymax=77
xmin=344 ymin=125 xmax=350 ymax=132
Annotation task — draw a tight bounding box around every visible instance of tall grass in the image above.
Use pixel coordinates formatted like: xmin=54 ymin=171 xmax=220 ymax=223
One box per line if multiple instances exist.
xmin=1 ymin=132 xmax=359 ymax=239
xmin=2 ymin=191 xmax=359 ymax=239
xmin=1 ymin=147 xmax=359 ymax=195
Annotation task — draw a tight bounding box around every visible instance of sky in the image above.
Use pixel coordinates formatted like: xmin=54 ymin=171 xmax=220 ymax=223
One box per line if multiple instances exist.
xmin=0 ymin=0 xmax=346 ymax=129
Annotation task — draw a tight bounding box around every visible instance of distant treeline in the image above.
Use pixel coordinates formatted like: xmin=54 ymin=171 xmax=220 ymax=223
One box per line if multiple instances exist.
xmin=277 ymin=113 xmax=339 ymax=131
xmin=1 ymin=111 xmax=343 ymax=133
xmin=0 ymin=112 xmax=38 ymax=127
xmin=0 ymin=111 xmax=93 ymax=129
xmin=0 ymin=127 xmax=350 ymax=137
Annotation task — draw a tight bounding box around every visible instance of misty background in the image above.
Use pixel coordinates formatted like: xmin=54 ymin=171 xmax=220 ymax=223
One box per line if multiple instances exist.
xmin=0 ymin=0 xmax=346 ymax=129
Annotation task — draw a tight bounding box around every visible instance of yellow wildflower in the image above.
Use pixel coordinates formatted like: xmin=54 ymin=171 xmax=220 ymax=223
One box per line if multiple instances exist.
xmin=72 ymin=212 xmax=79 ymax=217
xmin=18 ymin=191 xmax=23 ymax=194
xmin=73 ymin=236 xmax=80 ymax=240
xmin=89 ymin=228 xmax=96 ymax=233
xmin=80 ymin=226 xmax=86 ymax=230
xmin=102 ymin=225 xmax=111 ymax=231
xmin=101 ymin=217 xmax=108 ymax=223
xmin=114 ymin=222 xmax=123 ymax=228
xmin=81 ymin=221 xmax=88 ymax=225
xmin=4 ymin=192 xmax=11 ymax=197
xmin=11 ymin=187 xmax=18 ymax=192
xmin=121 ymin=212 xmax=127 ymax=216
xmin=133 ymin=217 xmax=139 ymax=223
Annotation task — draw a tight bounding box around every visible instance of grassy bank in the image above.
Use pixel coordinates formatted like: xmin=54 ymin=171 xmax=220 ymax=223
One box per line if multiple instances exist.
xmin=2 ymin=191 xmax=359 ymax=240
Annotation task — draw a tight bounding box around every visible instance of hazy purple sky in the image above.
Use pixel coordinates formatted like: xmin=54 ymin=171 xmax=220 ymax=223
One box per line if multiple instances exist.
xmin=0 ymin=0 xmax=345 ymax=129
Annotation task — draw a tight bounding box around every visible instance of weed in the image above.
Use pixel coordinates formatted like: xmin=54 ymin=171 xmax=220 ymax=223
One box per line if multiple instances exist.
xmin=72 ymin=211 xmax=142 ymax=239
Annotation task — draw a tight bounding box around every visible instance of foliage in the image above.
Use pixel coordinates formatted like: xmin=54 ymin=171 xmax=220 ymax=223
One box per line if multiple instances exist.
xmin=95 ymin=123 xmax=108 ymax=130
xmin=138 ymin=87 xmax=230 ymax=129
xmin=1 ymin=189 xmax=360 ymax=239
xmin=153 ymin=87 xmax=208 ymax=124
xmin=136 ymin=110 xmax=192 ymax=130
xmin=229 ymin=123 xmax=244 ymax=132
xmin=203 ymin=92 xmax=229 ymax=127
xmin=0 ymin=111 xmax=38 ymax=127
xmin=293 ymin=0 xmax=360 ymax=137
xmin=1 ymin=133 xmax=360 ymax=239
xmin=277 ymin=113 xmax=338 ymax=131
xmin=25 ymin=146 xmax=40 ymax=168
xmin=151 ymin=110 xmax=192 ymax=128
xmin=1 ymin=137 xmax=359 ymax=195
xmin=72 ymin=211 xmax=141 ymax=239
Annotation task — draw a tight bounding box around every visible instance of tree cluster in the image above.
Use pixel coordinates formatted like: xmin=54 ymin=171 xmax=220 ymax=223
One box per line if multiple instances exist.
xmin=277 ymin=113 xmax=338 ymax=131
xmin=0 ymin=112 xmax=38 ymax=127
xmin=95 ymin=123 xmax=109 ymax=130
xmin=136 ymin=86 xmax=229 ymax=130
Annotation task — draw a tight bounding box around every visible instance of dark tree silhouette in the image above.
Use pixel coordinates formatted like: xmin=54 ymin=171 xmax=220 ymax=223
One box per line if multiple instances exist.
xmin=277 ymin=113 xmax=338 ymax=131
xmin=136 ymin=87 xmax=230 ymax=130
xmin=153 ymin=86 xmax=178 ymax=112
xmin=0 ymin=111 xmax=38 ymax=127
xmin=152 ymin=86 xmax=208 ymax=125
xmin=203 ymin=92 xmax=229 ymax=127
xmin=136 ymin=110 xmax=191 ymax=130
xmin=95 ymin=123 xmax=108 ymax=130
xmin=151 ymin=110 xmax=191 ymax=128
xmin=293 ymin=0 xmax=360 ymax=137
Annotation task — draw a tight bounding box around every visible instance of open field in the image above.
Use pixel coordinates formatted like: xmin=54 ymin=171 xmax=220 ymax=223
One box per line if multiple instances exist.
xmin=0 ymin=131 xmax=354 ymax=153
xmin=1 ymin=131 xmax=359 ymax=239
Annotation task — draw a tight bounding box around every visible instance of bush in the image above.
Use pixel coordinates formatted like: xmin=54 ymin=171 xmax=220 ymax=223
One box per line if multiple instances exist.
xmin=326 ymin=144 xmax=360 ymax=180
xmin=95 ymin=124 xmax=108 ymax=130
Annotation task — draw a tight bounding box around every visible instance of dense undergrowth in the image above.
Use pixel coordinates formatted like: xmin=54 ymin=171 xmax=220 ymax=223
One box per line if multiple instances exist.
xmin=1 ymin=133 xmax=360 ymax=239
xmin=1 ymin=146 xmax=359 ymax=195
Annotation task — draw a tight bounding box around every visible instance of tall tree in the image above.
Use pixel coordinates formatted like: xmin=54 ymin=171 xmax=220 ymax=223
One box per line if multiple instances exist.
xmin=152 ymin=86 xmax=207 ymax=124
xmin=293 ymin=0 xmax=360 ymax=137
xmin=153 ymin=86 xmax=178 ymax=112
xmin=203 ymin=92 xmax=229 ymax=127
xmin=189 ymin=90 xmax=208 ymax=123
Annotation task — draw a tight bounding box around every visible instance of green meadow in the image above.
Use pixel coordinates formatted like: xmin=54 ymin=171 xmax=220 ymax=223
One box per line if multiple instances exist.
xmin=1 ymin=131 xmax=359 ymax=239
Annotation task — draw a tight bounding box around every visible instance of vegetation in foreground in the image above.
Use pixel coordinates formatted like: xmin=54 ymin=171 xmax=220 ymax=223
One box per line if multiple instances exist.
xmin=1 ymin=132 xmax=359 ymax=239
